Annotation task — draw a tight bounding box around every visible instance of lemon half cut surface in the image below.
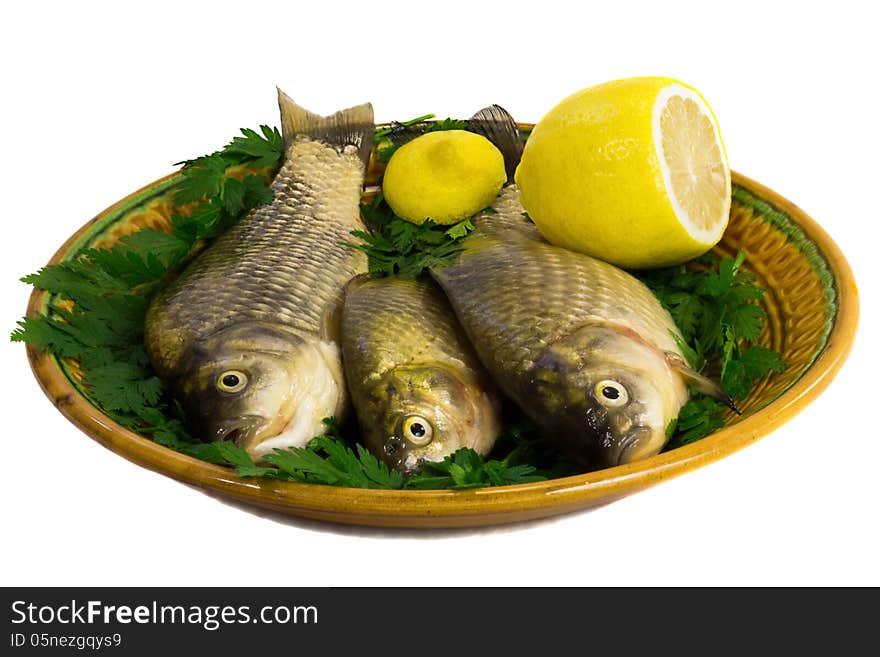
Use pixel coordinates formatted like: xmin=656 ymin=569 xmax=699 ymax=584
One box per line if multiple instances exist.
xmin=515 ymin=77 xmax=732 ymax=269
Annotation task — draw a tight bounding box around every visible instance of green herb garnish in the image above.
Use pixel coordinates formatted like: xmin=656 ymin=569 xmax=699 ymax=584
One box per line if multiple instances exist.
xmin=637 ymin=250 xmax=788 ymax=445
xmin=186 ymin=417 xmax=544 ymax=490
xmin=173 ymin=125 xmax=282 ymax=240
xmin=265 ymin=435 xmax=406 ymax=489
xmin=405 ymin=448 xmax=545 ymax=489
xmin=343 ymin=192 xmax=476 ymax=277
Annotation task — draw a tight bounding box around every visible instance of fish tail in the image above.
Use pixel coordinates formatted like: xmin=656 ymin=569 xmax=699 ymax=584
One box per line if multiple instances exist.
xmin=467 ymin=104 xmax=523 ymax=183
xmin=277 ymin=88 xmax=375 ymax=167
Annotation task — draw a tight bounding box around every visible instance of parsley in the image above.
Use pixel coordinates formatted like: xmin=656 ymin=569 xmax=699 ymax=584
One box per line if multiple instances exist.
xmin=343 ymin=192 xmax=477 ymax=278
xmin=191 ymin=417 xmax=543 ymax=490
xmin=264 ymin=437 xmax=406 ymax=489
xmin=444 ymin=218 xmax=475 ymax=239
xmin=172 ymin=125 xmax=282 ymax=240
xmin=405 ymin=448 xmax=545 ymax=490
xmin=637 ymin=250 xmax=788 ymax=443
xmin=232 ymin=418 xmax=406 ymax=488
xmin=666 ymin=396 xmax=728 ymax=447
xmin=487 ymin=415 xmax=581 ymax=480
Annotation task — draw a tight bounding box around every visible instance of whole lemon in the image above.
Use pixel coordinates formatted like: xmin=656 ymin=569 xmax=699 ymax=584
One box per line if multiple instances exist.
xmin=514 ymin=77 xmax=731 ymax=269
xmin=382 ymin=130 xmax=506 ymax=225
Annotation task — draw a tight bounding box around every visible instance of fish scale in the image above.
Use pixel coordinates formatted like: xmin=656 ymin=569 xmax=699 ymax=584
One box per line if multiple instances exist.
xmin=342 ymin=277 xmax=471 ymax=382
xmin=341 ymin=275 xmax=501 ymax=473
xmin=143 ymin=91 xmax=374 ymax=458
xmin=434 ymin=233 xmax=682 ymax=377
xmin=430 ymin=185 xmax=692 ymax=468
xmin=434 ymin=187 xmax=682 ymax=381
xmin=146 ymin=137 xmax=367 ymax=376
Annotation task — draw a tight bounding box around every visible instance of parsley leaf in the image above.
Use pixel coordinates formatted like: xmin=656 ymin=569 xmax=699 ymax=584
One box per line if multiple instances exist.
xmin=405 ymin=448 xmax=545 ymax=490
xmin=173 ymin=153 xmax=228 ymax=205
xmin=224 ymin=126 xmax=285 ymax=168
xmin=196 ymin=416 xmax=546 ymax=491
xmin=722 ymin=344 xmax=789 ymax=400
xmin=638 ymin=250 xmax=787 ymax=401
xmin=81 ymin=362 xmax=163 ymax=414
xmin=343 ymin=192 xmax=476 ymax=278
xmin=261 ymin=435 xmax=406 ymax=489
xmin=667 ymin=396 xmax=728 ymax=447
xmin=186 ymin=418 xmax=405 ymax=489
xmin=171 ymin=125 xmax=282 ymax=240
xmin=637 ymin=250 xmax=788 ymax=445
xmin=444 ymin=218 xmax=475 ymax=239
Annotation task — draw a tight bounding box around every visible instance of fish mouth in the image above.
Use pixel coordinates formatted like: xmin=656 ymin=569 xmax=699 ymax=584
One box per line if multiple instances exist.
xmin=401 ymin=453 xmax=430 ymax=477
xmin=214 ymin=416 xmax=265 ymax=447
xmin=616 ymin=427 xmax=654 ymax=465
xmin=381 ymin=438 xmax=424 ymax=477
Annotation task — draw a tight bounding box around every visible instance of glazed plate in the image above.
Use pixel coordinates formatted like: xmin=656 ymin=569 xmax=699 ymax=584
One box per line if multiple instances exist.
xmin=24 ymin=140 xmax=859 ymax=528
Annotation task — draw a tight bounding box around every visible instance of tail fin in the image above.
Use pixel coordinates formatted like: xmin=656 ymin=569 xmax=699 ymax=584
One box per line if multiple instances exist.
xmin=277 ymin=88 xmax=374 ymax=167
xmin=467 ymin=104 xmax=523 ymax=183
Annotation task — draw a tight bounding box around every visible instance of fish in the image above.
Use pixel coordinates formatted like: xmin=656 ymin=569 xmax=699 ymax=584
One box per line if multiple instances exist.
xmin=429 ymin=106 xmax=730 ymax=468
xmin=144 ymin=89 xmax=373 ymax=461
xmin=340 ymin=275 xmax=502 ymax=475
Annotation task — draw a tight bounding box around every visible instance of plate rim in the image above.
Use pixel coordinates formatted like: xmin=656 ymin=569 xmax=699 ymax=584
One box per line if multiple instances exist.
xmin=23 ymin=170 xmax=860 ymax=528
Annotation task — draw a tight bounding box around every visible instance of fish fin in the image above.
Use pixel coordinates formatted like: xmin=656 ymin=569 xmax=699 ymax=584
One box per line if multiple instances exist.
xmin=277 ymin=88 xmax=375 ymax=167
xmin=467 ymin=104 xmax=523 ymax=183
xmin=382 ymin=121 xmax=424 ymax=148
xmin=666 ymin=352 xmax=741 ymax=414
xmin=343 ymin=273 xmax=375 ymax=297
xmin=319 ymin=293 xmax=345 ymax=345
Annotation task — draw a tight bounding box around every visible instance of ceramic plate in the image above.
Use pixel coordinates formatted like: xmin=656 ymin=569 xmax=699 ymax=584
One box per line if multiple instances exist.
xmin=24 ymin=131 xmax=859 ymax=528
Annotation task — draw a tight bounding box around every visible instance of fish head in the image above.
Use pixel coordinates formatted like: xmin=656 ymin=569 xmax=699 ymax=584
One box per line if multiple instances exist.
xmin=174 ymin=322 xmax=344 ymax=459
xmin=363 ymin=364 xmax=500 ymax=475
xmin=532 ymin=325 xmax=689 ymax=469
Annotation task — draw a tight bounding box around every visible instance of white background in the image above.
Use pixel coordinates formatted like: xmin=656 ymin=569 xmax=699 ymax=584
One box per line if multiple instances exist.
xmin=2 ymin=1 xmax=877 ymax=587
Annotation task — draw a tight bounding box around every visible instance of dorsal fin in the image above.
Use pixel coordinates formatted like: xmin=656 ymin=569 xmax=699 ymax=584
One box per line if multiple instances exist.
xmin=467 ymin=104 xmax=523 ymax=183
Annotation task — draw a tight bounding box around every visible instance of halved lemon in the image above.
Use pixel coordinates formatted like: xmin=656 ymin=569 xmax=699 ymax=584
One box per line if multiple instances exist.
xmin=514 ymin=77 xmax=732 ymax=269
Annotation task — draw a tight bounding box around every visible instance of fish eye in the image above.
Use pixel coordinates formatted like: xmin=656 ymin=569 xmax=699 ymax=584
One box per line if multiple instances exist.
xmin=216 ymin=370 xmax=249 ymax=394
xmin=595 ymin=380 xmax=628 ymax=407
xmin=400 ymin=415 xmax=434 ymax=447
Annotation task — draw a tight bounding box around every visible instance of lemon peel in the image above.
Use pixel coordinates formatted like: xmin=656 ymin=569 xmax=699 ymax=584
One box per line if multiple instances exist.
xmin=514 ymin=76 xmax=731 ymax=269
xmin=383 ymin=130 xmax=506 ymax=225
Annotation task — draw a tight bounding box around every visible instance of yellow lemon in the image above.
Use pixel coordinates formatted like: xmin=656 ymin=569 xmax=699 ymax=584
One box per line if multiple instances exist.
xmin=514 ymin=77 xmax=731 ymax=268
xmin=382 ymin=130 xmax=506 ymax=225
